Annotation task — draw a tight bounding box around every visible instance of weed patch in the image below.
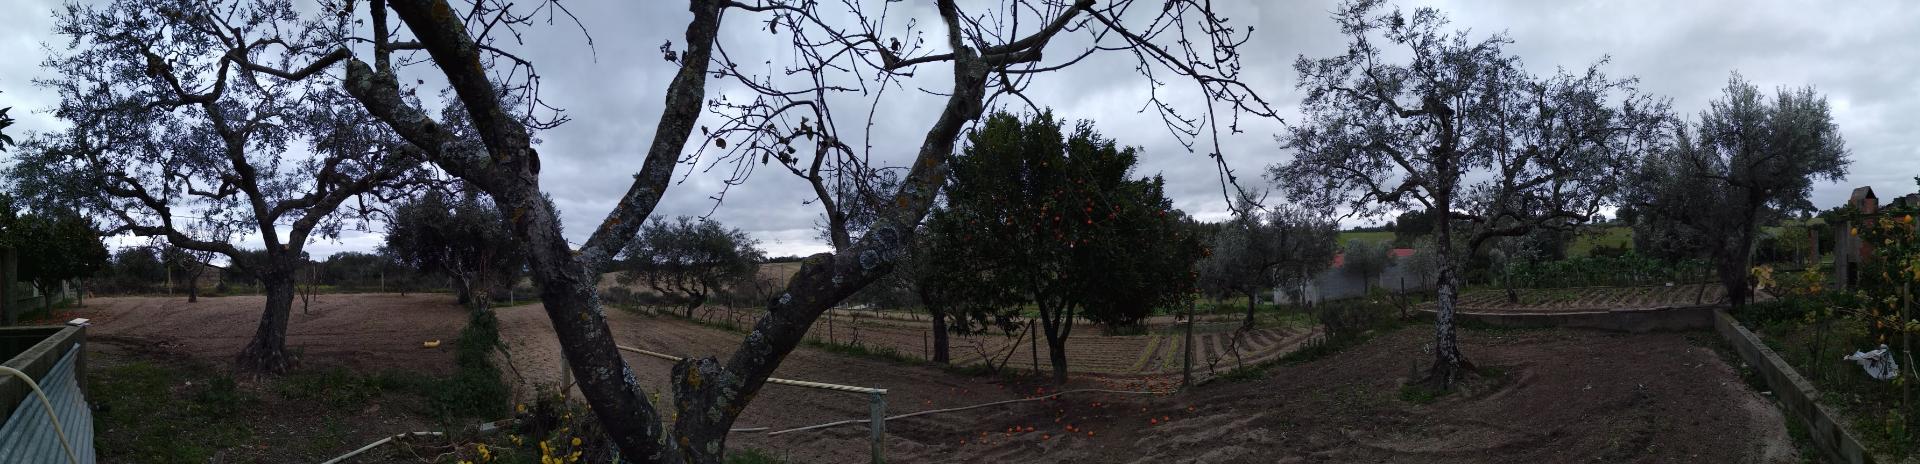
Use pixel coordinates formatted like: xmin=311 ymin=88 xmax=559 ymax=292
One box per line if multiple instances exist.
xmin=1217 ymin=364 xmax=1267 ymax=382
xmin=808 ymin=339 xmax=923 ymax=365
xmin=90 ymin=361 xmax=254 ymax=464
xmin=1398 ymin=383 xmax=1443 ymax=405
xmin=727 ymin=447 xmax=791 ymax=464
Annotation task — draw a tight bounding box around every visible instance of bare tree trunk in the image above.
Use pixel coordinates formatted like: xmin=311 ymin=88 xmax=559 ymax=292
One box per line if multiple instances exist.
xmin=453 ymin=275 xmax=474 ymax=307
xmin=1046 ymin=331 xmax=1069 ymax=386
xmin=1428 ymin=205 xmax=1471 ymax=388
xmin=238 ymin=268 xmax=298 ymax=373
xmin=930 ymin=306 xmax=950 ymax=364
xmin=1242 ymin=290 xmax=1258 ymax=329
xmin=1718 ymin=227 xmax=1756 ymax=309
xmin=1039 ymin=302 xmax=1072 ymax=386
xmin=684 ymin=293 xmax=704 ymax=319
xmin=38 ymin=283 xmax=53 ymax=317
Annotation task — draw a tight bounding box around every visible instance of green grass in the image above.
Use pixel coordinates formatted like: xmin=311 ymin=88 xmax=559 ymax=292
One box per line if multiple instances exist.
xmin=1398 ymin=383 xmax=1443 ymax=405
xmin=90 ymin=361 xmax=256 ymax=464
xmin=1338 ymin=231 xmax=1395 ymax=247
xmin=1567 ymin=225 xmax=1633 ymax=257
xmin=808 ymin=339 xmax=925 ymax=365
xmin=1217 ymin=364 xmax=1268 ymax=382
xmin=727 ymin=447 xmax=791 ymax=464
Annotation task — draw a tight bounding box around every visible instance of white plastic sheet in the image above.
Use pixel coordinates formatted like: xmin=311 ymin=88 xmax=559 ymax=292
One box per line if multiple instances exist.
xmin=1843 ymin=344 xmax=1900 ymax=381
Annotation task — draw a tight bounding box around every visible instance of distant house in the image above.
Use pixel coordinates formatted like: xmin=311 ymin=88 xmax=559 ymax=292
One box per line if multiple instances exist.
xmin=1274 ymin=248 xmax=1428 ymax=305
xmin=1832 ymin=185 xmax=1920 ymax=290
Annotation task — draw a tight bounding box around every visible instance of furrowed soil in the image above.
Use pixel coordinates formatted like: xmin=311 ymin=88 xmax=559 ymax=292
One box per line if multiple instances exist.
xmin=68 ymin=294 xmax=1797 ymax=463
xmin=918 ymin=326 xmax=1801 ymax=464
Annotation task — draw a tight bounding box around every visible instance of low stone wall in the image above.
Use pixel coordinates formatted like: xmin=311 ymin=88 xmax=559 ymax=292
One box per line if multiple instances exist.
xmin=1417 ymin=305 xmax=1717 ymax=333
xmin=1714 ymin=309 xmax=1885 ymax=464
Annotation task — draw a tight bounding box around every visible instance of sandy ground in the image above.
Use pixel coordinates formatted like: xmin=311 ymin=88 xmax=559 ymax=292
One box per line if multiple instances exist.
xmin=72 ymin=294 xmax=1800 ymax=463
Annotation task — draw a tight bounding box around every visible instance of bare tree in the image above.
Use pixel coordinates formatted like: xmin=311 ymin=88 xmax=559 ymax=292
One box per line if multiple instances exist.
xmin=27 ymin=0 xmax=1280 ymax=459
xmin=19 ymin=0 xmax=430 ymax=372
xmin=1273 ymin=1 xmax=1669 ymax=388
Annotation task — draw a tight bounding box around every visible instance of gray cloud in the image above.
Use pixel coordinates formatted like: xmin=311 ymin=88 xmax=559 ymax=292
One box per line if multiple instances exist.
xmin=4 ymin=1 xmax=1913 ymax=258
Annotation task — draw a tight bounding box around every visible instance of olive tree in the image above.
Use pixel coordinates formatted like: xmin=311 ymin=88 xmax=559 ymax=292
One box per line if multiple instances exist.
xmin=1625 ymin=74 xmax=1848 ymax=307
xmin=16 ymin=0 xmax=430 ymax=372
xmin=1342 ymin=239 xmax=1394 ymax=293
xmin=385 ymin=192 xmax=525 ymax=309
xmin=614 ymin=216 xmax=763 ymax=318
xmin=1199 ymin=192 xmax=1338 ymax=327
xmin=1273 ymin=1 xmax=1669 ymax=387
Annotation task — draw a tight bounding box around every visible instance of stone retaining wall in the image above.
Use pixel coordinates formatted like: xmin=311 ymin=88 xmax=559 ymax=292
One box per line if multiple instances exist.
xmin=1714 ymin=309 xmax=1885 ymax=464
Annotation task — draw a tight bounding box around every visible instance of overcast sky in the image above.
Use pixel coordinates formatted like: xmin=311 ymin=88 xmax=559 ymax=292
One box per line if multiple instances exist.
xmin=3 ymin=0 xmax=1916 ymax=259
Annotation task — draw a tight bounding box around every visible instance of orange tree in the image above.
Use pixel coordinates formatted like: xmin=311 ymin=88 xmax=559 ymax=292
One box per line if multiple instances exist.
xmin=927 ymin=111 xmax=1203 ymax=386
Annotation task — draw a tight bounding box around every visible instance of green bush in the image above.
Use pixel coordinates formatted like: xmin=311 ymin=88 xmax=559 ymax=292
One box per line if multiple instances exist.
xmin=1500 ymin=253 xmax=1707 ymax=288
xmin=431 ymin=307 xmax=511 ymax=419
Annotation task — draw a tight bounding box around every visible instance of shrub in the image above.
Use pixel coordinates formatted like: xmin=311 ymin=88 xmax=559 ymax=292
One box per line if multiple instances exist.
xmin=431 ymin=308 xmax=511 ymax=419
xmin=1499 ymin=253 xmax=1707 ymax=288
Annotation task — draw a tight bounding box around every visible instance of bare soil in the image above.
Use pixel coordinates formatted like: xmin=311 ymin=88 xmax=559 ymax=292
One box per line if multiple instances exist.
xmin=1438 ymin=284 xmax=1738 ymax=314
xmin=674 ymin=305 xmax=1319 ymax=377
xmin=69 ymin=294 xmax=1800 ymax=463
xmin=901 ymin=326 xmax=1801 ymax=464
xmin=71 ymin=293 xmax=471 ymax=375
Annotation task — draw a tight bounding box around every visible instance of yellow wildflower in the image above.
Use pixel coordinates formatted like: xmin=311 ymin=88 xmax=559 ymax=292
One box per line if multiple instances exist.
xmin=571 ymin=437 xmax=582 ymax=447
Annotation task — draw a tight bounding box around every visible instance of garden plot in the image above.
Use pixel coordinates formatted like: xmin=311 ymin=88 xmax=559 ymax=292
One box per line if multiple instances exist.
xmin=903 ymin=327 xmax=1801 ymax=464
xmin=945 ymin=322 xmax=1318 ymax=376
xmin=1437 ymin=283 xmax=1731 ymax=314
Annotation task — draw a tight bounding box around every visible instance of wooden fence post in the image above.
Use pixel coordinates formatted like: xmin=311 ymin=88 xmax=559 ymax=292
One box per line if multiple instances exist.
xmin=1029 ymin=319 xmax=1039 ymax=376
xmin=870 ymin=391 xmax=888 ymax=464
xmin=1182 ymin=300 xmax=1195 ymax=389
